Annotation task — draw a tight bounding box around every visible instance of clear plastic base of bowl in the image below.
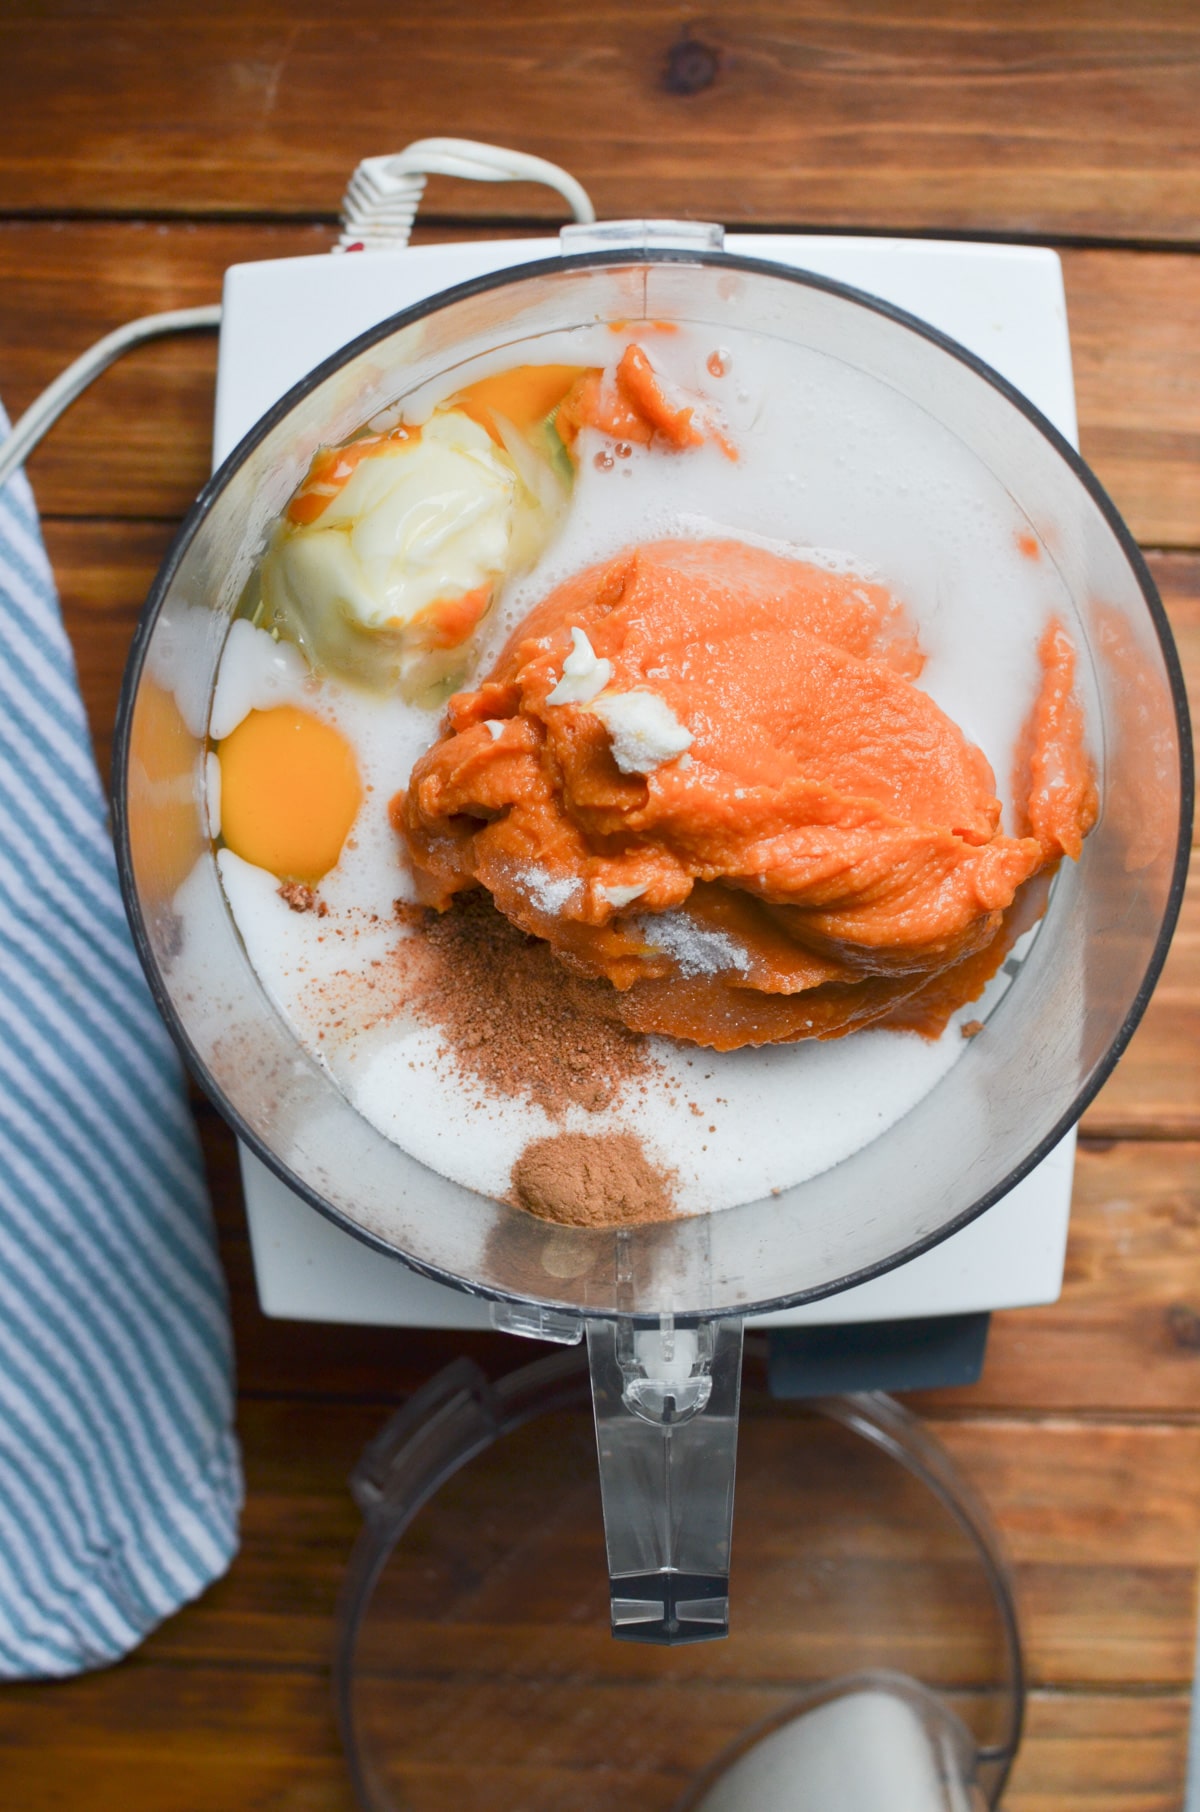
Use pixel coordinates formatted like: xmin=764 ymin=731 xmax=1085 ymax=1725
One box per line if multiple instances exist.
xmin=335 ymin=1341 xmax=1022 ymax=1810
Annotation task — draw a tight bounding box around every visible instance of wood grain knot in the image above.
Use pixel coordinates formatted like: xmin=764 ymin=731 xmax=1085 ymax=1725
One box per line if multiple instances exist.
xmin=662 ymin=37 xmax=719 ymax=96
xmin=1165 ymin=1303 xmax=1200 ymax=1351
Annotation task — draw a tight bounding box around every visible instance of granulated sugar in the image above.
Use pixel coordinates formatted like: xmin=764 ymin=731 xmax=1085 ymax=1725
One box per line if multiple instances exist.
xmin=519 ymin=868 xmax=582 ymax=919
xmin=637 ymin=909 xmax=749 ymax=978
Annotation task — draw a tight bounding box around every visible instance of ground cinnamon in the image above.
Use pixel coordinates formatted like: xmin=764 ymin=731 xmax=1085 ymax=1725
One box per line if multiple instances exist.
xmin=405 ymin=891 xmax=656 ymax=1118
xmin=277 ymin=880 xmax=327 ymax=915
xmin=302 ymin=891 xmax=678 ymax=1224
xmin=510 ymin=1130 xmax=677 ymax=1226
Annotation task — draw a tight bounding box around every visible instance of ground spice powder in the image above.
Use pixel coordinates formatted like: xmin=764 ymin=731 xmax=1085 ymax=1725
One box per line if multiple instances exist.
xmin=304 ymin=891 xmax=679 ymax=1224
xmin=510 ymin=1130 xmax=677 ymax=1227
xmin=399 ymin=893 xmax=679 ymax=1224
xmin=407 ymin=891 xmax=656 ymax=1119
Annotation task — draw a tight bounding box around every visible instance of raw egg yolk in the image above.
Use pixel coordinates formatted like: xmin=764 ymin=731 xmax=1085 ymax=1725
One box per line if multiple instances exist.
xmin=218 ymin=706 xmax=362 ymax=881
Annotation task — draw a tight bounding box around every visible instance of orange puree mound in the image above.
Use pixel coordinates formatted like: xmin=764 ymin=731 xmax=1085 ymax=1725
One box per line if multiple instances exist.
xmin=395 ymin=539 xmax=1097 ymax=1050
xmin=1014 ymin=621 xmax=1099 ymax=862
xmin=557 ymin=345 xmax=728 ymax=457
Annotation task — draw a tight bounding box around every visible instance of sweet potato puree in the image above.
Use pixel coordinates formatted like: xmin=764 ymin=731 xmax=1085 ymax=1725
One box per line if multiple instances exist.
xmin=395 ymin=539 xmax=1098 ymax=1049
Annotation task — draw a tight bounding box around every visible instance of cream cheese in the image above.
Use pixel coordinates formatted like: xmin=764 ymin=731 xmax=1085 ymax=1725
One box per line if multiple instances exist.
xmin=589 ymin=690 xmax=694 ymax=774
xmin=546 ymin=625 xmax=613 ymax=705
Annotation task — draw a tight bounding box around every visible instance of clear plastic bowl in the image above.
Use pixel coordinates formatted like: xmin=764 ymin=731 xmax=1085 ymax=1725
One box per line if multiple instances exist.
xmin=114 ymin=225 xmax=1192 ymax=1642
xmin=115 ymin=233 xmax=1191 ymax=1320
xmin=336 ymin=1342 xmax=1022 ymax=1808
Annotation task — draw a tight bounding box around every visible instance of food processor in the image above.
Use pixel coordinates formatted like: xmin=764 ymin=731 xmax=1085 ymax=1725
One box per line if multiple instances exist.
xmin=113 ymin=215 xmax=1192 ymax=1661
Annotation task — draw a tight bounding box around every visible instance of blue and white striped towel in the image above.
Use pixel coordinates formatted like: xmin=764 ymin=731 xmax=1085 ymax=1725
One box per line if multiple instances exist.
xmin=0 ymin=407 xmax=241 ymax=1677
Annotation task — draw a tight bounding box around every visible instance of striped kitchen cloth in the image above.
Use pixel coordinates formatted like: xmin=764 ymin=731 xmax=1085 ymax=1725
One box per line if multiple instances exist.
xmin=0 ymin=407 xmax=241 ymax=1677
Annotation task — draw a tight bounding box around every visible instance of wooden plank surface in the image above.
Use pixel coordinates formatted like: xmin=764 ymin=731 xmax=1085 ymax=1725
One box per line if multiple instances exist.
xmin=2 ymin=7 xmax=1198 ymax=1806
xmin=107 ymin=1395 xmax=1195 ymax=1692
xmin=1007 ymin=1694 xmax=1191 ymax=1812
xmin=0 ymin=1671 xmax=1184 ymax=1812
xmin=1082 ymin=870 xmax=1199 ymax=1143
xmin=0 ymin=1388 xmax=1195 ymax=1803
xmin=924 ymin=1140 xmax=1200 ymax=1419
xmin=1069 ymin=252 xmax=1200 ymax=548
xmin=3 ymin=3 xmax=1200 ymax=242
xmin=4 ymin=225 xmax=1200 ymax=545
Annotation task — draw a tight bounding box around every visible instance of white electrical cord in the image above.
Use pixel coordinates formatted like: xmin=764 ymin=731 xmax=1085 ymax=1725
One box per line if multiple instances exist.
xmin=0 ymin=140 xmax=595 ymax=487
xmin=0 ymin=306 xmax=222 ymax=493
xmin=337 ymin=137 xmax=595 ymax=251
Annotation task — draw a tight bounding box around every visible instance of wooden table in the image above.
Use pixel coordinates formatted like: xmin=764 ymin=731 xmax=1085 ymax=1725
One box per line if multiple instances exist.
xmin=0 ymin=5 xmax=1197 ymax=1805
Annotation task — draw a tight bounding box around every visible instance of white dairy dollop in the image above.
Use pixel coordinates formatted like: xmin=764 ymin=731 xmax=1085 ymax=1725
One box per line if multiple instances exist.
xmin=209 ymin=618 xmax=311 ymax=740
xmin=600 ymin=882 xmax=648 ymax=908
xmin=272 ymin=412 xmax=516 ymax=634
xmin=546 ymin=625 xmax=613 ymax=705
xmin=590 ymin=690 xmax=694 ymax=774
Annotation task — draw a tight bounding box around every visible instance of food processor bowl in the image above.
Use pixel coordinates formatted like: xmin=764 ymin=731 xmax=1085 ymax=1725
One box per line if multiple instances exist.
xmin=114 ymin=222 xmax=1192 ymax=1643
